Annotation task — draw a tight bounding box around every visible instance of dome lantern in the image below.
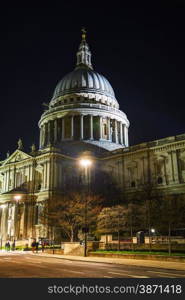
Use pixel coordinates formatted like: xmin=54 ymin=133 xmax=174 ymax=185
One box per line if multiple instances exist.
xmin=76 ymin=28 xmax=93 ymax=70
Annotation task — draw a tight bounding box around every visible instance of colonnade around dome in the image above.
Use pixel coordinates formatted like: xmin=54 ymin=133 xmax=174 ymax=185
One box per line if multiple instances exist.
xmin=39 ymin=114 xmax=129 ymax=148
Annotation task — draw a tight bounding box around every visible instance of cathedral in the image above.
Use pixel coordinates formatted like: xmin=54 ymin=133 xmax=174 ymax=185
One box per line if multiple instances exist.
xmin=0 ymin=30 xmax=185 ymax=246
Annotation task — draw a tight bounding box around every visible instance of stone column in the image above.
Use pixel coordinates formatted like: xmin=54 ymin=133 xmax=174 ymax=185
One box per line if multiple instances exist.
xmin=2 ymin=205 xmax=8 ymax=241
xmin=26 ymin=203 xmax=32 ymax=238
xmin=43 ymin=162 xmax=46 ymax=190
xmin=47 ymin=161 xmax=50 ymax=189
xmin=108 ymin=118 xmax=111 ymax=141
xmin=19 ymin=203 xmax=25 ymax=239
xmin=115 ymin=120 xmax=118 ymax=143
xmin=54 ymin=119 xmax=58 ymax=143
xmin=71 ymin=116 xmax=74 ymax=139
xmin=45 ymin=161 xmax=48 ymax=189
xmin=8 ymin=168 xmax=11 ymax=191
xmin=80 ymin=115 xmax=84 ymax=140
xmin=90 ymin=115 xmax=93 ymax=140
xmin=54 ymin=160 xmax=58 ymax=189
xmin=44 ymin=124 xmax=47 ymax=146
xmin=5 ymin=170 xmax=7 ymax=192
xmin=29 ymin=166 xmax=33 ymax=192
xmin=176 ymin=150 xmax=182 ymax=183
xmin=163 ymin=157 xmax=169 ymax=185
xmin=125 ymin=126 xmax=129 ymax=147
xmin=47 ymin=121 xmax=51 ymax=145
xmin=123 ymin=124 xmax=127 ymax=146
xmin=39 ymin=126 xmax=42 ymax=148
xmin=169 ymin=151 xmax=179 ymax=183
xmin=62 ymin=118 xmax=65 ymax=140
xmin=112 ymin=120 xmax=116 ymax=142
xmin=28 ymin=165 xmax=31 ymax=192
xmin=120 ymin=122 xmax=123 ymax=144
xmin=42 ymin=124 xmax=46 ymax=147
xmin=23 ymin=204 xmax=28 ymax=239
xmin=0 ymin=206 xmax=5 ymax=240
xmin=3 ymin=171 xmax=7 ymax=192
xmin=99 ymin=116 xmax=102 ymax=140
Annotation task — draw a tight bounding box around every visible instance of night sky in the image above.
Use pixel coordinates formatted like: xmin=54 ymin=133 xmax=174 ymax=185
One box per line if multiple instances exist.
xmin=0 ymin=3 xmax=185 ymax=159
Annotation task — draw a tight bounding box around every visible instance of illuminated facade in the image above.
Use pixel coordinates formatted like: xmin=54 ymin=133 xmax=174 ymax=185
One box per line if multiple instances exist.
xmin=0 ymin=31 xmax=185 ymax=245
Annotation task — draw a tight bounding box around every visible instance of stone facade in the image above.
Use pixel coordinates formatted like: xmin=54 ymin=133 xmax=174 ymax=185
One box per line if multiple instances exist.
xmin=0 ymin=31 xmax=184 ymax=245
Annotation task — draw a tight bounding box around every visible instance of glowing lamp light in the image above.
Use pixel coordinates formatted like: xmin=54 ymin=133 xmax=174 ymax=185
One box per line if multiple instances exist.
xmin=79 ymin=159 xmax=92 ymax=167
xmin=14 ymin=195 xmax=21 ymax=201
xmin=0 ymin=204 xmax=6 ymax=209
xmin=151 ymin=228 xmax=155 ymax=233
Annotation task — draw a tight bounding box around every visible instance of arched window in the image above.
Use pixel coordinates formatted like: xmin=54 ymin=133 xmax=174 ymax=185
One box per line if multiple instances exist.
xmin=131 ymin=181 xmax=136 ymax=188
xmin=157 ymin=177 xmax=163 ymax=184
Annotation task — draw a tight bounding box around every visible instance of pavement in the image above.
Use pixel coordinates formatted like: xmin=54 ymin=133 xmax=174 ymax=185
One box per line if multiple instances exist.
xmin=35 ymin=252 xmax=185 ymax=271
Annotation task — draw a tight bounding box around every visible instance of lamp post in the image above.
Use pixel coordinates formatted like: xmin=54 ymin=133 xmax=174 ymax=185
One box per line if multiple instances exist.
xmin=79 ymin=158 xmax=92 ymax=257
xmin=151 ymin=228 xmax=155 ymax=234
xmin=151 ymin=228 xmax=155 ymax=245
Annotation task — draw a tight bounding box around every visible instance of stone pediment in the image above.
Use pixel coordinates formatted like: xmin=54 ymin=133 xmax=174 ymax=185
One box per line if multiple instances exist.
xmin=2 ymin=150 xmax=32 ymax=166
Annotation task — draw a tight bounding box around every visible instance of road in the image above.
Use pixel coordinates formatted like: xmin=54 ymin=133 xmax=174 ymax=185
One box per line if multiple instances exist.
xmin=0 ymin=252 xmax=185 ymax=278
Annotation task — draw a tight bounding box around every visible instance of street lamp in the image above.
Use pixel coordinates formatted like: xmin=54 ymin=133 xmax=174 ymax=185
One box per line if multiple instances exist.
xmin=151 ymin=228 xmax=155 ymax=234
xmin=14 ymin=195 xmax=22 ymax=201
xmin=79 ymin=159 xmax=92 ymax=168
xmin=79 ymin=158 xmax=92 ymax=257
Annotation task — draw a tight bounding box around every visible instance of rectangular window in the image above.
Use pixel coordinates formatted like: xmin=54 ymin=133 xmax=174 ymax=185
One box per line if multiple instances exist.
xmin=104 ymin=124 xmax=107 ymax=135
xmin=35 ymin=206 xmax=39 ymax=225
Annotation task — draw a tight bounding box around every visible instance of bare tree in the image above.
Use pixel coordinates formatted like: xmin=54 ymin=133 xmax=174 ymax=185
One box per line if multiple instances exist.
xmin=157 ymin=193 xmax=185 ymax=255
xmin=96 ymin=205 xmax=128 ymax=249
xmin=40 ymin=192 xmax=103 ymax=242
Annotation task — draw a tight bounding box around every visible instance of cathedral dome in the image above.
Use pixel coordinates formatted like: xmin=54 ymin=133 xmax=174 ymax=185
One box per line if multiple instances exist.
xmin=52 ymin=67 xmax=115 ymax=100
xmin=39 ymin=29 xmax=129 ymax=152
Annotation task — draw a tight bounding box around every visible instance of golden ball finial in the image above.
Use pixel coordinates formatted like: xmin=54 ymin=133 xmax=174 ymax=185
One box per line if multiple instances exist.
xmin=81 ymin=27 xmax=87 ymax=41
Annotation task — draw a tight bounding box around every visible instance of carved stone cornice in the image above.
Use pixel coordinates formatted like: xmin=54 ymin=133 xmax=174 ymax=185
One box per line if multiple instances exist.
xmin=39 ymin=106 xmax=129 ymax=127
